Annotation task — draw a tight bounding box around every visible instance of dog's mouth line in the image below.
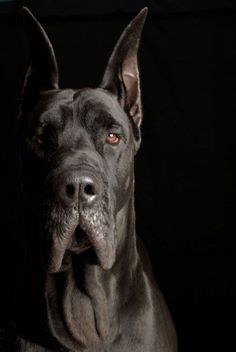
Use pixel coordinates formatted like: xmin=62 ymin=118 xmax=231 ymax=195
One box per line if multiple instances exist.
xmin=43 ymin=208 xmax=114 ymax=272
xmin=69 ymin=223 xmax=92 ymax=254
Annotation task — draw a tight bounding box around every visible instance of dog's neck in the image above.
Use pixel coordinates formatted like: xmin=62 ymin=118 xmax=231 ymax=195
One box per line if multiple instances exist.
xmin=16 ymin=194 xmax=140 ymax=350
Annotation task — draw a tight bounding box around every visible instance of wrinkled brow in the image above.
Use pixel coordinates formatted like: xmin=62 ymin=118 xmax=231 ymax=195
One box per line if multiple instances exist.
xmin=84 ymin=109 xmax=123 ymax=130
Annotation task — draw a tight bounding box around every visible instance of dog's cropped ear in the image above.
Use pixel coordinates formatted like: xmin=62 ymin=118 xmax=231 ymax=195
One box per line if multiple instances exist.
xmin=19 ymin=7 xmax=59 ymax=118
xmin=101 ymin=8 xmax=147 ymax=130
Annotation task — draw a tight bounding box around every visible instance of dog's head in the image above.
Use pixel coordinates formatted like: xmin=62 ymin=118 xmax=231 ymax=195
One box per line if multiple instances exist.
xmin=18 ymin=7 xmax=147 ymax=273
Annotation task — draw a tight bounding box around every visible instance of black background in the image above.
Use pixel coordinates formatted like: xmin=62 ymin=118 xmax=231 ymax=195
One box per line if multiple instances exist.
xmin=0 ymin=1 xmax=236 ymax=351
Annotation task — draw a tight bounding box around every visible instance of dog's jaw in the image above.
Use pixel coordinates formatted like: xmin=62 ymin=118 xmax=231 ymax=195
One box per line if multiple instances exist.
xmin=42 ymin=190 xmax=116 ymax=273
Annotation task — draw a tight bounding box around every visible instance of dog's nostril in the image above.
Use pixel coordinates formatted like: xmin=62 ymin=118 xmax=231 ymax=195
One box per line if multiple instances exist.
xmin=66 ymin=184 xmax=76 ymax=197
xmin=84 ymin=184 xmax=95 ymax=196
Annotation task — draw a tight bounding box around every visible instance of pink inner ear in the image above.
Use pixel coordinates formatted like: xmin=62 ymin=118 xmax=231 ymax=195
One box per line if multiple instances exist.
xmin=122 ymin=56 xmax=142 ymax=126
xmin=122 ymin=55 xmax=139 ymax=106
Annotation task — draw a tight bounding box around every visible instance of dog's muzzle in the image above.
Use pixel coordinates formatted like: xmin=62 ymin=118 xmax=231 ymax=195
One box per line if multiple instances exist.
xmin=42 ymin=170 xmax=115 ymax=273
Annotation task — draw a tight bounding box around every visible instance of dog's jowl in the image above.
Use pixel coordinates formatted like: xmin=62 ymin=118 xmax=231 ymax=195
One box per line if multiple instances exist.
xmin=12 ymin=7 xmax=177 ymax=352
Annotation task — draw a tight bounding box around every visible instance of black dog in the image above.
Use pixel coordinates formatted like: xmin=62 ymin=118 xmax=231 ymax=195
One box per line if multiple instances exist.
xmin=12 ymin=7 xmax=177 ymax=351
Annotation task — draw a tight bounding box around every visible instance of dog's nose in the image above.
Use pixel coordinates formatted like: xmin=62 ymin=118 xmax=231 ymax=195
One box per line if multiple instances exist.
xmin=60 ymin=174 xmax=99 ymax=207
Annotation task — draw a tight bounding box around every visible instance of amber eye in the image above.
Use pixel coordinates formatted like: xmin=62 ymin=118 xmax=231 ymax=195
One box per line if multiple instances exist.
xmin=35 ymin=135 xmax=44 ymax=146
xmin=106 ymin=133 xmax=120 ymax=145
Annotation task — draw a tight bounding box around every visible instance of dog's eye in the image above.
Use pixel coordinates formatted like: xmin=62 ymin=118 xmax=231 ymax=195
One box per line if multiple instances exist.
xmin=35 ymin=135 xmax=44 ymax=146
xmin=106 ymin=133 xmax=120 ymax=145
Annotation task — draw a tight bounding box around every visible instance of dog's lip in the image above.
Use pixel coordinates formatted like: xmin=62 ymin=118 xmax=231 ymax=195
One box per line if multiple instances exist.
xmin=69 ymin=224 xmax=92 ymax=254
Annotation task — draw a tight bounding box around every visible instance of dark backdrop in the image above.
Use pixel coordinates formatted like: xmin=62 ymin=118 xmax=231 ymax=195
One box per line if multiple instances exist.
xmin=0 ymin=1 xmax=235 ymax=351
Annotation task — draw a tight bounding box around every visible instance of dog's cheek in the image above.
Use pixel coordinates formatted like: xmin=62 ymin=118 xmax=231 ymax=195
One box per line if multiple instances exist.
xmin=118 ymin=167 xmax=134 ymax=209
xmin=115 ymin=158 xmax=134 ymax=211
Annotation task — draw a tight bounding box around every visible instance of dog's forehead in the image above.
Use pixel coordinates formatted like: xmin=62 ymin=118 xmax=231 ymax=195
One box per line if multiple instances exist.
xmin=37 ymin=89 xmax=74 ymax=123
xmin=38 ymin=88 xmax=128 ymax=127
xmin=73 ymin=88 xmax=128 ymax=126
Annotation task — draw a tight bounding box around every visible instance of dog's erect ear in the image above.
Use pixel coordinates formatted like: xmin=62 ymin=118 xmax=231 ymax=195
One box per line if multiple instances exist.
xmin=19 ymin=7 xmax=59 ymax=118
xmin=101 ymin=8 xmax=147 ymax=129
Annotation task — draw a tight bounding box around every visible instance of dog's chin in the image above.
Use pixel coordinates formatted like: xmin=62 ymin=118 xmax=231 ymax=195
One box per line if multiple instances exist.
xmin=68 ymin=222 xmax=115 ymax=271
xmin=70 ymin=224 xmax=92 ymax=254
xmin=42 ymin=200 xmax=116 ymax=273
xmin=43 ymin=225 xmax=96 ymax=273
xmin=43 ymin=221 xmax=115 ymax=274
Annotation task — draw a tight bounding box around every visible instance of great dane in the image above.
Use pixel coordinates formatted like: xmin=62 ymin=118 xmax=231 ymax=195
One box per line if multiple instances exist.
xmin=10 ymin=7 xmax=177 ymax=351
